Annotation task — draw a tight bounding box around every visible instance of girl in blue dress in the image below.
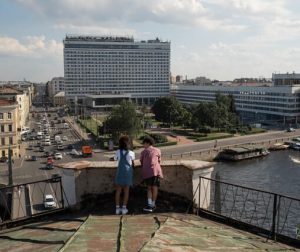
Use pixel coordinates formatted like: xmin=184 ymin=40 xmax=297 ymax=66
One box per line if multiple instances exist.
xmin=114 ymin=136 xmax=135 ymax=215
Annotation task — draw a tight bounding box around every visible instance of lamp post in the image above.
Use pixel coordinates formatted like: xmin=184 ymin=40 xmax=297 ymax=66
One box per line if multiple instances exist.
xmin=8 ymin=146 xmax=13 ymax=186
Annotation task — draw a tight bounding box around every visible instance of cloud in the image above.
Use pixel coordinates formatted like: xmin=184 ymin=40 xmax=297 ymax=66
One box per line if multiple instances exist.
xmin=13 ymin=0 xmax=246 ymax=32
xmin=0 ymin=35 xmax=62 ymax=58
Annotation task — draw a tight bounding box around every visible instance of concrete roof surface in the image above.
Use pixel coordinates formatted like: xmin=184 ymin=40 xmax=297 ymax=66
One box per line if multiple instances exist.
xmin=0 ymin=213 xmax=297 ymax=252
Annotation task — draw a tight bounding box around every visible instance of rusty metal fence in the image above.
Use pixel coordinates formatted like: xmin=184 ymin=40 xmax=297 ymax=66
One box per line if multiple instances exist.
xmin=0 ymin=177 xmax=67 ymax=227
xmin=195 ymin=176 xmax=300 ymax=244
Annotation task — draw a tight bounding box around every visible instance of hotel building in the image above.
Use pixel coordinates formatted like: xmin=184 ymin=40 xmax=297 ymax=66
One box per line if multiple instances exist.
xmin=63 ymin=36 xmax=170 ymax=107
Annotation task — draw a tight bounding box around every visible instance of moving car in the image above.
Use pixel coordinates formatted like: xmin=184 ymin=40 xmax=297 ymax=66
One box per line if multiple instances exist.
xmin=47 ymin=156 xmax=54 ymax=164
xmin=67 ymin=144 xmax=74 ymax=150
xmin=39 ymin=146 xmax=45 ymax=152
xmin=62 ymin=136 xmax=68 ymax=141
xmin=54 ymin=153 xmax=63 ymax=160
xmin=57 ymin=145 xmax=64 ymax=150
xmin=43 ymin=140 xmax=51 ymax=146
xmin=44 ymin=194 xmax=56 ymax=208
xmin=82 ymin=146 xmax=92 ymax=158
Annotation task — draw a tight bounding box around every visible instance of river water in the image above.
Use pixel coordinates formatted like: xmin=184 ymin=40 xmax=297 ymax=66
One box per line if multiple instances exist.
xmin=211 ymin=150 xmax=300 ymax=239
xmin=215 ymin=149 xmax=300 ymax=199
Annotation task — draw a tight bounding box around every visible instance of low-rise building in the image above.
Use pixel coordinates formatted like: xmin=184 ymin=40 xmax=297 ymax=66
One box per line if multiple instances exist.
xmin=53 ymin=91 xmax=66 ymax=106
xmin=171 ymin=73 xmax=300 ymax=124
xmin=0 ymin=86 xmax=30 ymax=129
xmin=0 ymin=99 xmax=20 ymax=158
xmin=47 ymin=77 xmax=65 ymax=104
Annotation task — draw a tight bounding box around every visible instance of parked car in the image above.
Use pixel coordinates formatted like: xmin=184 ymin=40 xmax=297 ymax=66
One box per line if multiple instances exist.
xmin=54 ymin=153 xmax=63 ymax=160
xmin=27 ymin=156 xmax=37 ymax=161
xmin=44 ymin=194 xmax=56 ymax=208
xmin=287 ymin=127 xmax=296 ymax=132
xmin=0 ymin=156 xmax=7 ymax=163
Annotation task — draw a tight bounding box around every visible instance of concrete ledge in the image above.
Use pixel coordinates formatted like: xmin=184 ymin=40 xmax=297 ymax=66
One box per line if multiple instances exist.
xmin=57 ymin=160 xmax=215 ymax=209
xmin=56 ymin=159 xmax=214 ymax=171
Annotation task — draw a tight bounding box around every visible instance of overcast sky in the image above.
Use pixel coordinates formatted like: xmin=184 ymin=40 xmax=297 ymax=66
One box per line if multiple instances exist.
xmin=1 ymin=0 xmax=300 ymax=82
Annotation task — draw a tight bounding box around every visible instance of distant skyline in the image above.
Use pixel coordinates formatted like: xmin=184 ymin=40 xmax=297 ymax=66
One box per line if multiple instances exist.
xmin=1 ymin=0 xmax=300 ymax=82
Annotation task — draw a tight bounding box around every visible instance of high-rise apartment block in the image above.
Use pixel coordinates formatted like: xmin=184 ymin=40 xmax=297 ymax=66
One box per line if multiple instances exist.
xmin=63 ymin=36 xmax=170 ymax=107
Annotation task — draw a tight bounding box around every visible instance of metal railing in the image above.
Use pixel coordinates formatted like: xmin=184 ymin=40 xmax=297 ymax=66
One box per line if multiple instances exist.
xmin=195 ymin=176 xmax=300 ymax=244
xmin=0 ymin=177 xmax=68 ymax=227
xmin=163 ymin=135 xmax=296 ymax=159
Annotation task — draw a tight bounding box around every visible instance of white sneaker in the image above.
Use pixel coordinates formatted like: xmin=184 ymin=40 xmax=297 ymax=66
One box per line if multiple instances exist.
xmin=116 ymin=207 xmax=122 ymax=215
xmin=121 ymin=207 xmax=128 ymax=215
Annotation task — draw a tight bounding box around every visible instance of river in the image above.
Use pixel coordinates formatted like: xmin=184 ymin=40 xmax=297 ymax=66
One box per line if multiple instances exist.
xmin=215 ymin=149 xmax=300 ymax=199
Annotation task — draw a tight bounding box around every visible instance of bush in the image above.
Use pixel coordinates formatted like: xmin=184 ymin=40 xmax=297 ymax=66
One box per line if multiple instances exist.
xmin=141 ymin=133 xmax=168 ymax=144
xmin=155 ymin=141 xmax=177 ymax=147
xmin=198 ymin=126 xmax=212 ymax=133
xmin=196 ymin=134 xmax=234 ymax=142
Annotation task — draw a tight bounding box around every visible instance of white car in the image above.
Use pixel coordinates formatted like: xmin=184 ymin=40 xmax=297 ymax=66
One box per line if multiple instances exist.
xmin=54 ymin=153 xmax=63 ymax=160
xmin=62 ymin=136 xmax=68 ymax=141
xmin=44 ymin=194 xmax=56 ymax=209
xmin=43 ymin=140 xmax=51 ymax=146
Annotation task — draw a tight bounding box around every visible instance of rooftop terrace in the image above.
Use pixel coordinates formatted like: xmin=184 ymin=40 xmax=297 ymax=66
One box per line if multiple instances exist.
xmin=0 ymin=212 xmax=296 ymax=252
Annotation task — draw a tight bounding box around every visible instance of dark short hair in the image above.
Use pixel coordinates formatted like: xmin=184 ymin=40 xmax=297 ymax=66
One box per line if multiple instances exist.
xmin=119 ymin=135 xmax=130 ymax=150
xmin=142 ymin=136 xmax=155 ymax=146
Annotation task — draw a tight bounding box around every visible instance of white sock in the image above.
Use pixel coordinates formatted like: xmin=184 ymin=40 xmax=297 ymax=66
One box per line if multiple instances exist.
xmin=116 ymin=205 xmax=120 ymax=209
xmin=147 ymin=198 xmax=152 ymax=206
xmin=122 ymin=205 xmax=127 ymax=209
xmin=152 ymin=200 xmax=156 ymax=207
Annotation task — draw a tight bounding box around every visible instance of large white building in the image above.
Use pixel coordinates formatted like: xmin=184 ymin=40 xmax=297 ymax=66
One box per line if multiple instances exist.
xmin=63 ymin=36 xmax=170 ymax=106
xmin=171 ymin=73 xmax=300 ymax=124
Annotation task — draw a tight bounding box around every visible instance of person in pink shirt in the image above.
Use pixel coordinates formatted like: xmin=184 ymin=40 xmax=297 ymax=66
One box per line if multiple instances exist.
xmin=140 ymin=136 xmax=163 ymax=212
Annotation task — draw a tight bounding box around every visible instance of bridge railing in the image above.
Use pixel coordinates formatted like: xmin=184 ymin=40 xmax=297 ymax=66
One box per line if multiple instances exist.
xmin=194 ymin=176 xmax=300 ymax=245
xmin=0 ymin=177 xmax=68 ymax=228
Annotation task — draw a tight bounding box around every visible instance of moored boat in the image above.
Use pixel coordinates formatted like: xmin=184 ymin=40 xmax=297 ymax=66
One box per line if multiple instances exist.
xmin=216 ymin=145 xmax=269 ymax=161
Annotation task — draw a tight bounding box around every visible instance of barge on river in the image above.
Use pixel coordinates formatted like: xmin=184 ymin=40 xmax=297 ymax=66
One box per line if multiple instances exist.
xmin=216 ymin=146 xmax=269 ymax=161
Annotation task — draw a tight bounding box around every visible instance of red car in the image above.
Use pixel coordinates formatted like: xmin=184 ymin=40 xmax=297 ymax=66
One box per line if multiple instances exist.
xmin=47 ymin=157 xmax=54 ymax=164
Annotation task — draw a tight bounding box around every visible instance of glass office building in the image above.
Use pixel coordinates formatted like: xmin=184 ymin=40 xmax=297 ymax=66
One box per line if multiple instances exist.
xmin=171 ymin=74 xmax=300 ymax=124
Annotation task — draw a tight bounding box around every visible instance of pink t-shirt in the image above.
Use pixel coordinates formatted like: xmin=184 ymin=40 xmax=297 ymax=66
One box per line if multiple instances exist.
xmin=140 ymin=146 xmax=163 ymax=179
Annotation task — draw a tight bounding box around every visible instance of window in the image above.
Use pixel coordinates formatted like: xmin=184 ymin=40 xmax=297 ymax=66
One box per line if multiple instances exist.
xmin=1 ymin=138 xmax=5 ymax=146
xmin=9 ymin=137 xmax=13 ymax=145
xmin=8 ymin=125 xmax=12 ymax=132
xmin=0 ymin=113 xmax=3 ymax=120
xmin=7 ymin=113 xmax=12 ymax=119
xmin=0 ymin=125 xmax=4 ymax=132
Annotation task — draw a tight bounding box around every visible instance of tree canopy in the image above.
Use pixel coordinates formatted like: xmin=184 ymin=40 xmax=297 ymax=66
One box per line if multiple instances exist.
xmin=104 ymin=100 xmax=141 ymax=141
xmin=152 ymin=97 xmax=191 ymax=126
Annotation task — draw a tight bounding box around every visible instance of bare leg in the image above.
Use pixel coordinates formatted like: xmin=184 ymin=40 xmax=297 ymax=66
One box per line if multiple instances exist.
xmin=115 ymin=185 xmax=122 ymax=206
xmin=152 ymin=186 xmax=158 ymax=202
xmin=123 ymin=186 xmax=130 ymax=206
xmin=147 ymin=186 xmax=152 ymax=202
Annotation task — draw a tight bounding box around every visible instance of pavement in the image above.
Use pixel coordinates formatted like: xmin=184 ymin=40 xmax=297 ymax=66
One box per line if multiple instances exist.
xmin=0 ymin=213 xmax=296 ymax=252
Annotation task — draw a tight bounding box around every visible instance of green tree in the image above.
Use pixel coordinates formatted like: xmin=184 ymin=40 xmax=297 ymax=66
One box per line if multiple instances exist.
xmin=104 ymin=100 xmax=141 ymax=141
xmin=152 ymin=97 xmax=191 ymax=126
